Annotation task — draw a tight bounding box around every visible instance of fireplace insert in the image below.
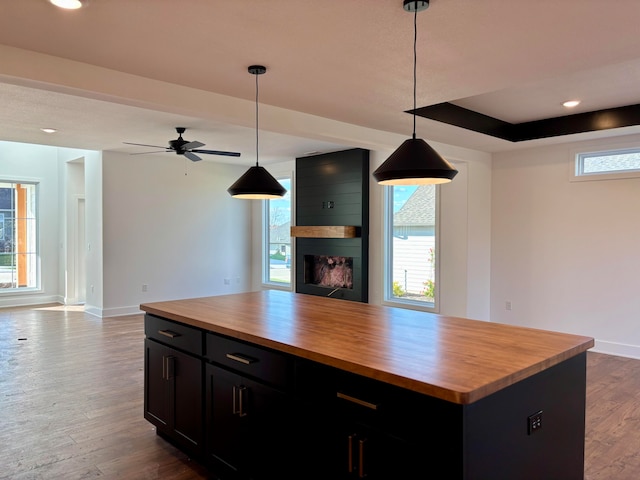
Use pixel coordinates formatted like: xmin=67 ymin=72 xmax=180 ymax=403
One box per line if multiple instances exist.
xmin=304 ymin=255 xmax=354 ymax=289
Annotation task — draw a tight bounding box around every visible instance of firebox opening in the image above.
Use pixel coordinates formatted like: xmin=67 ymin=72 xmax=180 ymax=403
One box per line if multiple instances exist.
xmin=304 ymin=255 xmax=354 ymax=289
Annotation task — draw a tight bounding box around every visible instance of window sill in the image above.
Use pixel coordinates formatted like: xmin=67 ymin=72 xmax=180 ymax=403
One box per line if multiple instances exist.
xmin=383 ymin=298 xmax=438 ymax=314
xmin=262 ymin=283 xmax=292 ymax=292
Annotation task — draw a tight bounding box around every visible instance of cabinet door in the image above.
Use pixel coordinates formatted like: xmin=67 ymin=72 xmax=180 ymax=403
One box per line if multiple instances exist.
xmin=206 ymin=363 xmax=291 ymax=478
xmin=171 ymin=347 xmax=203 ymax=451
xmin=144 ymin=339 xmax=203 ymax=455
xmin=339 ymin=425 xmax=421 ymax=479
xmin=298 ymin=417 xmax=417 ymax=480
xmin=296 ymin=388 xmax=423 ymax=479
xmin=144 ymin=339 xmax=171 ymax=428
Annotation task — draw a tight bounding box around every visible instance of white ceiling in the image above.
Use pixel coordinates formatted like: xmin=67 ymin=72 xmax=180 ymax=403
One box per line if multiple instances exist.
xmin=1 ymin=0 xmax=640 ymax=165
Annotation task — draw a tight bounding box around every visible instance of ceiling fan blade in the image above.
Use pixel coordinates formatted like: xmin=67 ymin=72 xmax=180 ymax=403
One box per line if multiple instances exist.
xmin=192 ymin=149 xmax=241 ymax=157
xmin=123 ymin=141 xmax=168 ymax=149
xmin=129 ymin=150 xmax=169 ymax=155
xmin=184 ymin=151 xmax=202 ymax=162
xmin=182 ymin=140 xmax=205 ymax=149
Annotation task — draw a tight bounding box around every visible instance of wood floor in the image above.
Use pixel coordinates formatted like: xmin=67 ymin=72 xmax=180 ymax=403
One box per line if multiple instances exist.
xmin=1 ymin=304 xmax=639 ymax=479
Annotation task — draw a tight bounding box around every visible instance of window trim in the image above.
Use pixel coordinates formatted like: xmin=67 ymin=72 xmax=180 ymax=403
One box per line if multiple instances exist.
xmin=382 ymin=184 xmax=440 ymax=313
xmin=570 ymin=141 xmax=640 ymax=182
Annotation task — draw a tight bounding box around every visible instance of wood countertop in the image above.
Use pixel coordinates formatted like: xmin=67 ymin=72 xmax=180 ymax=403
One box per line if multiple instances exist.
xmin=140 ymin=290 xmax=594 ymax=405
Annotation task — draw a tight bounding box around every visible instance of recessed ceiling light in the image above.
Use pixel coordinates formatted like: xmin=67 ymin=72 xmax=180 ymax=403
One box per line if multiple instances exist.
xmin=49 ymin=0 xmax=83 ymax=9
xmin=41 ymin=128 xmax=57 ymax=134
xmin=563 ymin=100 xmax=581 ymax=108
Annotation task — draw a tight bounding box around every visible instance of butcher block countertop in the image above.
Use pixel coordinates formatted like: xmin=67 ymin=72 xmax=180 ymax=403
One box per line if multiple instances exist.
xmin=140 ymin=290 xmax=594 ymax=405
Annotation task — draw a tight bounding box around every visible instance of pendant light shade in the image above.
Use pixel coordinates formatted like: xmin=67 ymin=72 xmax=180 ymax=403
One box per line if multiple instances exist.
xmin=228 ymin=65 xmax=287 ymax=199
xmin=373 ymin=0 xmax=458 ymax=185
xmin=374 ymin=136 xmax=457 ymax=185
xmin=227 ymin=165 xmax=287 ymax=199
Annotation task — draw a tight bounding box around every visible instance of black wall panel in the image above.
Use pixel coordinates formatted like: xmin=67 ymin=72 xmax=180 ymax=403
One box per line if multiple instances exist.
xmin=295 ymin=149 xmax=369 ymax=302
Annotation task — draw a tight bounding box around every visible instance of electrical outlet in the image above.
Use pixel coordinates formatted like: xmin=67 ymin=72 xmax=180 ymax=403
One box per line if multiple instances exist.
xmin=505 ymin=301 xmax=512 ymax=311
xmin=527 ymin=410 xmax=543 ymax=435
xmin=142 ymin=284 xmax=148 ymax=292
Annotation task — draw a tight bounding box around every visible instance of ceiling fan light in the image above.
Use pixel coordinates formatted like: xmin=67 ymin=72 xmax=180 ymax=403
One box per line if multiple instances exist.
xmin=373 ymin=137 xmax=458 ymax=185
xmin=227 ymin=166 xmax=287 ymax=199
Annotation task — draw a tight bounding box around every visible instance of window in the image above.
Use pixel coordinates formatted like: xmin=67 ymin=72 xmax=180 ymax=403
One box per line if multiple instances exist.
xmin=263 ymin=178 xmax=292 ymax=287
xmin=0 ymin=182 xmax=38 ymax=291
xmin=573 ymin=146 xmax=640 ymax=181
xmin=384 ymin=184 xmax=438 ymax=310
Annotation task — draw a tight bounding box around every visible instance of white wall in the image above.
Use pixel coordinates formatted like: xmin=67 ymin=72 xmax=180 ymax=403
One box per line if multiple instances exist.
xmin=0 ymin=142 xmax=257 ymax=315
xmin=100 ymin=151 xmax=253 ymax=316
xmin=0 ymin=141 xmax=62 ymax=307
xmin=83 ymin=151 xmax=104 ymax=315
xmin=491 ymin=134 xmax=640 ymax=359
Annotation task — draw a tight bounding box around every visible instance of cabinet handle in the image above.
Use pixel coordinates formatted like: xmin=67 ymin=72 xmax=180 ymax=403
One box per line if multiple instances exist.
xmin=347 ymin=434 xmax=356 ymax=473
xmin=358 ymin=437 xmax=367 ymax=478
xmin=232 ymin=385 xmax=249 ymax=417
xmin=163 ymin=356 xmax=175 ymax=380
xmin=238 ymin=385 xmax=248 ymax=417
xmin=226 ymin=353 xmax=257 ymax=365
xmin=337 ymin=392 xmax=379 ymax=411
xmin=232 ymin=385 xmax=239 ymax=415
xmin=158 ymin=329 xmax=181 ymax=338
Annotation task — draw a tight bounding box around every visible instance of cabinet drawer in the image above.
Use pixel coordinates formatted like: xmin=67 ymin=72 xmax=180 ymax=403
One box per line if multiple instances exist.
xmin=206 ymin=333 xmax=291 ymax=389
xmin=296 ymin=360 xmax=439 ymax=441
xmin=145 ymin=314 xmax=203 ymax=356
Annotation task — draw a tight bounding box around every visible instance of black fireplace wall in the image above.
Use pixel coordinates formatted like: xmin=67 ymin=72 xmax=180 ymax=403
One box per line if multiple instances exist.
xmin=295 ymin=148 xmax=369 ymax=302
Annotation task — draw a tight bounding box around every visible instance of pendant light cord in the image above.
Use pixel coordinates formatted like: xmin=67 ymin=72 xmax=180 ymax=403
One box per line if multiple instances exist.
xmin=255 ymin=72 xmax=260 ymax=167
xmin=412 ymin=8 xmax=417 ymax=140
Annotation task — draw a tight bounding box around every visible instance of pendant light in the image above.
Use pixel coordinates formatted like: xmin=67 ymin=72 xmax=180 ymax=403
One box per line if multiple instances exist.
xmin=373 ymin=1 xmax=458 ymax=185
xmin=228 ymin=65 xmax=287 ymax=199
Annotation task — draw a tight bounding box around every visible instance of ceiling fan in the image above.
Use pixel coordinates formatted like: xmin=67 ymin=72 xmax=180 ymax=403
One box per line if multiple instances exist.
xmin=123 ymin=127 xmax=241 ymax=162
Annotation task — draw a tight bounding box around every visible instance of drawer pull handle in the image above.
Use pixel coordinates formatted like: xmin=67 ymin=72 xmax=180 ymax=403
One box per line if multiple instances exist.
xmin=337 ymin=392 xmax=379 ymax=411
xmin=158 ymin=329 xmax=181 ymax=338
xmin=226 ymin=353 xmax=257 ymax=365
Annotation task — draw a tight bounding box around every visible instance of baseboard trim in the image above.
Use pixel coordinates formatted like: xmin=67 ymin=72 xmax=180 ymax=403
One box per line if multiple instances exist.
xmin=590 ymin=340 xmax=640 ymax=360
xmin=0 ymin=294 xmax=63 ymax=308
xmin=101 ymin=305 xmax=143 ymax=318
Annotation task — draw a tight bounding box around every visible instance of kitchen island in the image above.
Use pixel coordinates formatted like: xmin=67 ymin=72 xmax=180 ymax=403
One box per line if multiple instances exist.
xmin=141 ymin=290 xmax=594 ymax=479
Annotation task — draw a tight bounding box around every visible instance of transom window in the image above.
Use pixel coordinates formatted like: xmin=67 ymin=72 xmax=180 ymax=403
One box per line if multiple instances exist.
xmin=0 ymin=182 xmax=38 ymax=291
xmin=573 ymin=146 xmax=640 ymax=181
